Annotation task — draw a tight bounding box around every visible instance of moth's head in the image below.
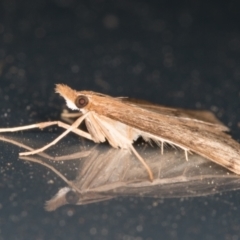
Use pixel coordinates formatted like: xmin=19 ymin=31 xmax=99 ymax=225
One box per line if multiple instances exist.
xmin=55 ymin=84 xmax=90 ymax=112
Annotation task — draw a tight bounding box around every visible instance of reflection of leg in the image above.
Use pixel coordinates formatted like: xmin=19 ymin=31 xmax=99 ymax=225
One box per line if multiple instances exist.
xmin=52 ymin=151 xmax=91 ymax=161
xmin=0 ymin=135 xmax=55 ymax=159
xmin=129 ymin=144 xmax=153 ymax=182
xmin=20 ymin=156 xmax=81 ymax=194
xmin=0 ymin=135 xmax=91 ymax=160
xmin=19 ymin=114 xmax=89 ymax=156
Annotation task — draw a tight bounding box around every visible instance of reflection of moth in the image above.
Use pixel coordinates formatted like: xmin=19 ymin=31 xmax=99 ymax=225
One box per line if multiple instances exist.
xmin=2 ymin=136 xmax=239 ymax=211
xmin=1 ymin=84 xmax=240 ymax=181
xmin=39 ymin=146 xmax=240 ymax=211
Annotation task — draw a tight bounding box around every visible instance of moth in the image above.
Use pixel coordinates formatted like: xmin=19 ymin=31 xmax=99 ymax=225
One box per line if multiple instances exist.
xmin=1 ymin=84 xmax=240 ymax=181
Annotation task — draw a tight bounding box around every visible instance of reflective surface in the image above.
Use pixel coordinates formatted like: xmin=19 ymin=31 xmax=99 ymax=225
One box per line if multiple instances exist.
xmin=1 ymin=133 xmax=240 ymax=239
xmin=1 ymin=0 xmax=240 ymax=239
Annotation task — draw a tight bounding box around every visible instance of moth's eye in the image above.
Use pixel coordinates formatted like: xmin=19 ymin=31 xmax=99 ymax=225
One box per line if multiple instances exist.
xmin=65 ymin=190 xmax=79 ymax=204
xmin=75 ymin=95 xmax=88 ymax=108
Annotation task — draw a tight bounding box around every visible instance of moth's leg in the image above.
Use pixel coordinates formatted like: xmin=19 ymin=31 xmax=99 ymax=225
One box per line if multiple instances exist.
xmin=57 ymin=121 xmax=92 ymax=140
xmin=161 ymin=141 xmax=164 ymax=155
xmin=0 ymin=121 xmax=59 ymax=132
xmin=0 ymin=121 xmax=92 ymax=141
xmin=21 ymin=156 xmax=81 ymax=194
xmin=185 ymin=150 xmax=189 ymax=161
xmin=60 ymin=110 xmax=83 ymax=124
xmin=129 ymin=144 xmax=153 ymax=181
xmin=19 ymin=114 xmax=89 ymax=156
xmin=61 ymin=111 xmax=83 ymax=118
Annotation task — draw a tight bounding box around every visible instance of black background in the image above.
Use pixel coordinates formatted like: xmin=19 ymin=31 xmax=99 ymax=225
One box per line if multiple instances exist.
xmin=0 ymin=0 xmax=240 ymax=239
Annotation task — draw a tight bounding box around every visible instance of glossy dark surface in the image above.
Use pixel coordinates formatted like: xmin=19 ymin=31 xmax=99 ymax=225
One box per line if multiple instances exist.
xmin=0 ymin=1 xmax=240 ymax=239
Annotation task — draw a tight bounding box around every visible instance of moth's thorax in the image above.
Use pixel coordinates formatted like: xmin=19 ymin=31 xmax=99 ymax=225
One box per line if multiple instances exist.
xmin=82 ymin=95 xmax=127 ymax=116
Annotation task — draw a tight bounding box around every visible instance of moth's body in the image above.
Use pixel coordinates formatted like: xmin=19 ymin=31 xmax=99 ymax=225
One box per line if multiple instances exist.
xmin=60 ymin=87 xmax=193 ymax=151
xmin=1 ymin=84 xmax=240 ymax=181
xmin=56 ymin=84 xmax=240 ymax=175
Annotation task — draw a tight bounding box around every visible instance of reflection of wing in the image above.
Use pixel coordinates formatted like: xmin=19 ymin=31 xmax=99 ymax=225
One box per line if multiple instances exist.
xmin=121 ymin=98 xmax=227 ymax=129
xmin=44 ymin=145 xmax=240 ymax=210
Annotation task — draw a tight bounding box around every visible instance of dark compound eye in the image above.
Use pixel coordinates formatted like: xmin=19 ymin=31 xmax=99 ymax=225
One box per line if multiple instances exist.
xmin=75 ymin=95 xmax=89 ymax=108
xmin=65 ymin=190 xmax=79 ymax=204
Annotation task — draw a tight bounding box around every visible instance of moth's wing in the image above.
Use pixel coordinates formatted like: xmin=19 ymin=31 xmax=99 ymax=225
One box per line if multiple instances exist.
xmin=120 ymin=98 xmax=228 ymax=131
xmin=87 ymin=94 xmax=240 ymax=176
xmin=176 ymin=109 xmax=224 ymax=126
xmin=112 ymin=103 xmax=240 ymax=176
